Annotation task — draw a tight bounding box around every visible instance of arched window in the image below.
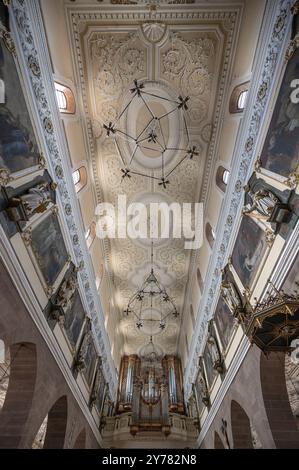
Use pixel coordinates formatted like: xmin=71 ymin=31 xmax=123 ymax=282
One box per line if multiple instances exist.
xmin=85 ymin=222 xmax=96 ymax=249
xmin=0 ymin=79 xmax=5 ymax=104
xmin=72 ymin=166 xmax=87 ymax=193
xmin=197 ymin=268 xmax=204 ymax=293
xmin=32 ymin=415 xmax=48 ymax=449
xmin=229 ymin=81 xmax=250 ymax=114
xmin=185 ymin=333 xmax=189 ymax=356
xmin=54 ymin=82 xmax=76 ymax=114
xmin=237 ymin=90 xmax=248 ymax=110
xmin=206 ymin=223 xmax=215 ymax=249
xmin=216 ymin=166 xmax=230 ymax=192
xmin=96 ymin=264 xmax=104 ymax=291
xmin=190 ymin=304 xmax=195 ymax=329
xmin=0 ymin=340 xmax=9 ymax=411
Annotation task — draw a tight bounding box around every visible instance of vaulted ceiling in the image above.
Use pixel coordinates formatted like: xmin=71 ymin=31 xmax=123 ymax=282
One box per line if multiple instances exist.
xmin=65 ymin=0 xmax=243 ymax=356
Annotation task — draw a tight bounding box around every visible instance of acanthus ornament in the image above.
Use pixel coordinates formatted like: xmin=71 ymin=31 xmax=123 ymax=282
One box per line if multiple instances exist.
xmin=291 ymin=0 xmax=299 ymax=15
xmin=284 ymin=168 xmax=299 ymax=189
xmin=0 ymin=168 xmax=12 ymax=186
xmin=0 ymin=19 xmax=16 ymax=56
xmin=265 ymin=228 xmax=276 ymax=247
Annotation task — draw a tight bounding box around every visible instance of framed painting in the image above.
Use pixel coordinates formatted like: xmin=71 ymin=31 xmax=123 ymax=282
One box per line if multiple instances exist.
xmin=260 ymin=47 xmax=299 ymax=178
xmin=194 ymin=373 xmax=205 ymax=414
xmin=214 ymin=297 xmax=235 ymax=351
xmin=231 ymin=216 xmax=268 ymax=289
xmin=64 ymin=290 xmax=86 ymax=348
xmin=29 ymin=211 xmax=68 ymax=288
xmin=95 ymin=368 xmax=106 ymax=412
xmin=0 ymin=36 xmax=40 ymax=176
xmin=83 ymin=340 xmax=98 ymax=387
xmin=203 ymin=342 xmax=217 ymax=389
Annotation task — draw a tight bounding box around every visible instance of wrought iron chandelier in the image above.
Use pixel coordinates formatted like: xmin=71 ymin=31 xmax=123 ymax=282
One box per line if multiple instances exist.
xmin=124 ymin=242 xmax=179 ymax=332
xmin=104 ymin=79 xmax=199 ymax=188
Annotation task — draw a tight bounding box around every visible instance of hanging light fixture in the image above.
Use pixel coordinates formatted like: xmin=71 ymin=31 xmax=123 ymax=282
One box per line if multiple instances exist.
xmin=221 ymin=264 xmax=299 ymax=353
xmin=246 ymin=282 xmax=299 ymax=352
xmin=124 ymin=242 xmax=179 ymax=332
xmin=104 ymin=79 xmax=199 ymax=188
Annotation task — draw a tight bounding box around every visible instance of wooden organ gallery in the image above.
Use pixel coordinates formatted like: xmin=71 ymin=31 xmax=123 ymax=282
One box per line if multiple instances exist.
xmin=0 ymin=0 xmax=299 ymax=451
xmin=116 ymin=354 xmax=185 ymax=435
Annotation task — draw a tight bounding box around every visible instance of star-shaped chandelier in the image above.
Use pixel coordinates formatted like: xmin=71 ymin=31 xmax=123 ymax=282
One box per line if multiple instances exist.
xmin=104 ymin=79 xmax=199 ymax=188
xmin=124 ymin=242 xmax=179 ymax=333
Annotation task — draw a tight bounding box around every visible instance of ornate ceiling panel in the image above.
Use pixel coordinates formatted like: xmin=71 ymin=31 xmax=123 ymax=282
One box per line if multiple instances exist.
xmin=66 ymin=1 xmax=242 ymax=356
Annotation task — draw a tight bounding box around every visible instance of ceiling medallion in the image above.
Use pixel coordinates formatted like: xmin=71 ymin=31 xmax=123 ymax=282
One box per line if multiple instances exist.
xmin=104 ymin=79 xmax=199 ymax=189
xmin=124 ymin=242 xmax=179 ymax=334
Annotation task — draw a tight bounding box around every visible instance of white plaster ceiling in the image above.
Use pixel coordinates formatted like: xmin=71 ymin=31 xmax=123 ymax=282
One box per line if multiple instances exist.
xmin=66 ymin=0 xmax=243 ymax=356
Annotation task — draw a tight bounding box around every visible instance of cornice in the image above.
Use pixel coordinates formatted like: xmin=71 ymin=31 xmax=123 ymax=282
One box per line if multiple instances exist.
xmin=184 ymin=0 xmax=294 ymax=398
xmin=177 ymin=3 xmax=243 ymax=351
xmin=9 ymin=0 xmax=117 ymax=399
xmin=66 ymin=2 xmax=243 ymax=358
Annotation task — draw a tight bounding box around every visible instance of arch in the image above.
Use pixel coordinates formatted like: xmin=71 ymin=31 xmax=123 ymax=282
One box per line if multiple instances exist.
xmin=54 ymin=82 xmax=76 ymax=114
xmin=206 ymin=223 xmax=215 ymax=249
xmin=74 ymin=429 xmax=86 ymax=449
xmin=85 ymin=222 xmax=96 ymax=249
xmin=43 ymin=396 xmax=68 ymax=449
xmin=214 ymin=431 xmax=225 ymax=449
xmin=260 ymin=352 xmax=299 ymax=448
xmin=231 ymin=400 xmax=253 ymax=448
xmin=216 ymin=166 xmax=230 ymax=193
xmin=32 ymin=415 xmax=48 ymax=449
xmin=73 ymin=166 xmax=87 ymax=193
xmin=0 ymin=340 xmax=9 ymax=411
xmin=0 ymin=343 xmax=37 ymax=449
xmin=229 ymin=81 xmax=250 ymax=114
xmin=197 ymin=268 xmax=204 ymax=293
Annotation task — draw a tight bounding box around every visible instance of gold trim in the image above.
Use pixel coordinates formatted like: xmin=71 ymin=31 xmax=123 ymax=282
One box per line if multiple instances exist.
xmin=0 ymin=20 xmax=16 ymax=56
xmin=38 ymin=153 xmax=46 ymax=170
xmin=284 ymin=168 xmax=299 ymax=189
xmin=254 ymin=158 xmax=262 ymax=173
xmin=0 ymin=168 xmax=12 ymax=186
xmin=22 ymin=228 xmax=32 ymax=246
xmin=265 ymin=228 xmax=276 ymax=247
xmin=285 ymin=34 xmax=299 ymax=61
xmin=291 ymin=1 xmax=299 ymax=16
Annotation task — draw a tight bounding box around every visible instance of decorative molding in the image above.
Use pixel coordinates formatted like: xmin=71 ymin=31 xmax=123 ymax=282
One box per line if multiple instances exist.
xmin=185 ymin=0 xmax=293 ymax=398
xmin=9 ymin=0 xmax=117 ymax=398
xmin=66 ymin=2 xmax=242 ymax=358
